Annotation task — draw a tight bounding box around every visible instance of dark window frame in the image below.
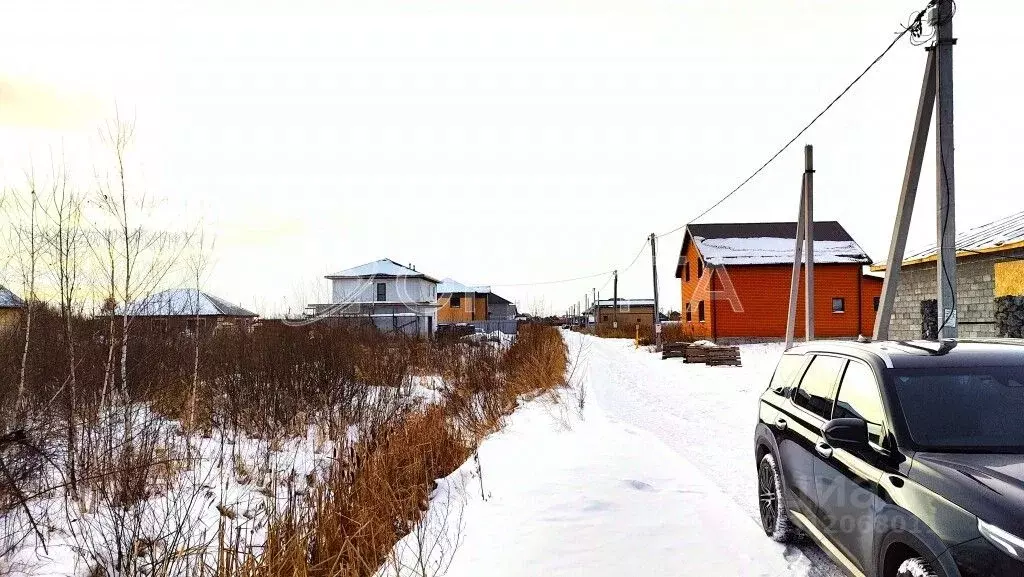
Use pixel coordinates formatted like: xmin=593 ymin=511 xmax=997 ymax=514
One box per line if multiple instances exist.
xmin=684 ymin=260 xmax=690 ymax=282
xmin=685 ymin=303 xmax=692 ymax=322
xmin=873 ymin=296 xmax=880 ymax=311
xmin=832 ymin=297 xmax=846 ymax=313
xmin=697 ymin=301 xmax=705 ymax=322
xmin=697 ymin=259 xmax=704 ymax=278
xmin=450 ymin=294 xmax=462 ymax=308
xmin=376 ymin=283 xmax=387 ymax=302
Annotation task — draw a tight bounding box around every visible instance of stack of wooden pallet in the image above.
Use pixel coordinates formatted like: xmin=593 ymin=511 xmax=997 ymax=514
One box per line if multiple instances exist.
xmin=661 ymin=342 xmax=742 ymax=366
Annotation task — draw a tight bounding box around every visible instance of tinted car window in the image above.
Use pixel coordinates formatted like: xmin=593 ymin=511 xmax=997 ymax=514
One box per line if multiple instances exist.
xmin=834 ymin=362 xmax=885 ymax=445
xmin=769 ymin=354 xmax=805 ymax=392
xmin=890 ymin=367 xmax=1024 ymax=451
xmin=793 ymin=355 xmax=846 ymax=419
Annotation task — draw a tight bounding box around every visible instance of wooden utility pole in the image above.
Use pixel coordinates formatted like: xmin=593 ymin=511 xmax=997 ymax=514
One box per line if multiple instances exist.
xmin=874 ymin=50 xmax=936 ymax=340
xmin=650 ymin=233 xmax=662 ymax=347
xmin=592 ymin=287 xmax=597 ymax=331
xmin=934 ymin=0 xmax=957 ymax=338
xmin=613 ymin=270 xmax=619 ymax=329
xmin=803 ymin=145 xmax=815 ymax=341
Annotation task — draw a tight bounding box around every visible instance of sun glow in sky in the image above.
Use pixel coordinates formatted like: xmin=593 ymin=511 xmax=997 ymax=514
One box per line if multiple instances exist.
xmin=2 ymin=0 xmax=1022 ymax=315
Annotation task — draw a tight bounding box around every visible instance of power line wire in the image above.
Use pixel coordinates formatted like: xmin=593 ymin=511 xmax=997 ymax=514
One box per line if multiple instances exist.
xmin=489 ymin=269 xmax=613 ymax=288
xmin=656 ymin=0 xmax=938 ymax=239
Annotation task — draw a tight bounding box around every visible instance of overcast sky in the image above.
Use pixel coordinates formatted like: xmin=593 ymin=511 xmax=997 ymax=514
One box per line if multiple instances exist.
xmin=2 ymin=0 xmax=1021 ymax=315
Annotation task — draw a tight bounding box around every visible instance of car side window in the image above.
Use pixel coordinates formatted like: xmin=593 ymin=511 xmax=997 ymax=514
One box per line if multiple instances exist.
xmin=793 ymin=355 xmax=846 ymax=419
xmin=768 ymin=354 xmax=806 ymax=392
xmin=833 ymin=361 xmax=886 ymax=446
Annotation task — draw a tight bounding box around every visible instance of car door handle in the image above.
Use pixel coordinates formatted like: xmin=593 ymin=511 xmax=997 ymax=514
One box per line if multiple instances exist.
xmin=775 ymin=418 xmax=788 ymax=431
xmin=815 ymin=441 xmax=834 ymax=459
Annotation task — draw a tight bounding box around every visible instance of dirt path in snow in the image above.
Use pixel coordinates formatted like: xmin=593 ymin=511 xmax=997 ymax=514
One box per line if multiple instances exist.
xmin=566 ymin=332 xmax=845 ymax=577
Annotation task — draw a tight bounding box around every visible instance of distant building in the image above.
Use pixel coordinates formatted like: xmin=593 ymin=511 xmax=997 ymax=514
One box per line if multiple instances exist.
xmin=123 ymin=288 xmax=257 ymax=330
xmin=309 ymin=258 xmax=439 ymax=337
xmin=436 ymin=278 xmax=517 ymax=322
xmin=676 ymin=221 xmax=882 ymax=341
xmin=0 ymin=286 xmax=25 ymax=330
xmin=586 ymin=299 xmax=658 ymax=333
xmin=872 ymin=210 xmax=1024 ymax=339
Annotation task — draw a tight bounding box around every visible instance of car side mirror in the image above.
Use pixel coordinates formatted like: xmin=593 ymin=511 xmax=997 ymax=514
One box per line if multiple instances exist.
xmin=822 ymin=418 xmax=869 ymax=449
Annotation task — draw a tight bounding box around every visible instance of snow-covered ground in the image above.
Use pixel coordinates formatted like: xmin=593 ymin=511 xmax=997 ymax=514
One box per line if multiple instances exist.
xmin=384 ymin=332 xmax=844 ymax=576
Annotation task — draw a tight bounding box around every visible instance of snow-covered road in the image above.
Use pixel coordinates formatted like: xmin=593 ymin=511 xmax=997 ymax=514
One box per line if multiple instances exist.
xmin=571 ymin=332 xmax=844 ymax=577
xmin=383 ymin=331 xmax=844 ymax=576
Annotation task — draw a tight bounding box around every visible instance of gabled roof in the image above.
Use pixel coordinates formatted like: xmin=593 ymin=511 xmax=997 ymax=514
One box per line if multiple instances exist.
xmin=872 ymin=210 xmax=1024 ymax=271
xmin=326 ymin=258 xmax=439 ymax=283
xmin=437 ymin=278 xmax=490 ymax=295
xmin=123 ymin=289 xmax=257 ymax=318
xmin=676 ymin=221 xmax=871 ymax=276
xmin=0 ymin=286 xmax=25 ymax=309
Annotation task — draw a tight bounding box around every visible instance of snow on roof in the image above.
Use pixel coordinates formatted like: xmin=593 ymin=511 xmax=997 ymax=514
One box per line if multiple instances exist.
xmin=678 ymin=221 xmax=871 ymax=274
xmin=876 ymin=210 xmax=1024 ymax=270
xmin=0 ymin=286 xmax=25 ymax=309
xmin=122 ymin=289 xmax=257 ymax=317
xmin=437 ymin=278 xmax=491 ymax=294
xmin=326 ymin=258 xmax=439 ymax=283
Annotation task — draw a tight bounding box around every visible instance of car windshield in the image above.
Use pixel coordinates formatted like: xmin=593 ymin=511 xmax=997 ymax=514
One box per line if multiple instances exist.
xmin=889 ymin=366 xmax=1024 ymax=451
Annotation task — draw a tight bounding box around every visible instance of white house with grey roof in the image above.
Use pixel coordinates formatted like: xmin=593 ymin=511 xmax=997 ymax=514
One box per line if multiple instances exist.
xmin=309 ymin=258 xmax=440 ymax=337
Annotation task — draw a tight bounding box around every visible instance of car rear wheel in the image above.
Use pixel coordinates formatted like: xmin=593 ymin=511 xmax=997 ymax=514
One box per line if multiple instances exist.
xmin=896 ymin=557 xmax=938 ymax=577
xmin=758 ymin=452 xmax=799 ymax=542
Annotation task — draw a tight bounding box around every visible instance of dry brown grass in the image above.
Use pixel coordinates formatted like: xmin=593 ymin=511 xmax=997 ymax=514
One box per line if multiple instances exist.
xmin=236 ymin=323 xmax=568 ymax=577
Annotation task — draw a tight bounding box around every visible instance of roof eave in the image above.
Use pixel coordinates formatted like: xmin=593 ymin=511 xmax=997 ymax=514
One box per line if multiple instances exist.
xmin=871 ymin=239 xmax=1024 ymax=272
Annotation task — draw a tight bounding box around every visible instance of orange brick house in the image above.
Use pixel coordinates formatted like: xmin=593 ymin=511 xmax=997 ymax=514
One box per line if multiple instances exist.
xmin=676 ymin=222 xmax=883 ymax=341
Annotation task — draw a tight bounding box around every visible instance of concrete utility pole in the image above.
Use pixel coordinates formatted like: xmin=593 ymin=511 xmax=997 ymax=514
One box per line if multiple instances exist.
xmin=785 ymin=178 xmax=807 ymax=349
xmin=613 ymin=270 xmax=619 ymax=329
xmin=934 ymin=0 xmax=957 ymax=338
xmin=803 ymin=145 xmax=815 ymax=341
xmin=650 ymin=233 xmax=662 ymax=347
xmin=874 ymin=50 xmax=936 ymax=340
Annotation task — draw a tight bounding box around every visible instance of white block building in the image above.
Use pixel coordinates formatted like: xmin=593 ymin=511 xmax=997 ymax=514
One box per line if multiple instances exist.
xmin=309 ymin=258 xmax=440 ymax=337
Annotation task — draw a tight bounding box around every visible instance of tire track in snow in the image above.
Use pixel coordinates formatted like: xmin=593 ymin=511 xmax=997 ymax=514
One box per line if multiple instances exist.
xmin=568 ymin=332 xmax=844 ymax=577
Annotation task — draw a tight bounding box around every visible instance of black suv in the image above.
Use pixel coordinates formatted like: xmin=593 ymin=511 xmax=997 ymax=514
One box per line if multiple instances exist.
xmin=754 ymin=339 xmax=1024 ymax=577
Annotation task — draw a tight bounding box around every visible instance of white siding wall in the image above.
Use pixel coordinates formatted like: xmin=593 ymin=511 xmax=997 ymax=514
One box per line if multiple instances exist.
xmin=331 ymin=277 xmax=437 ymax=304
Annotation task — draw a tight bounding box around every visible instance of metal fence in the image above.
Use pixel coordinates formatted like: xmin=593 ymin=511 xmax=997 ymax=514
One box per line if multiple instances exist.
xmin=441 ymin=319 xmax=518 ymax=335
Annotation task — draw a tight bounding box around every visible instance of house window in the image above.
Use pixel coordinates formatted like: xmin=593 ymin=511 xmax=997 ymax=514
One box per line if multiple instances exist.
xmin=698 ymin=301 xmax=705 ymax=322
xmin=873 ymin=296 xmax=880 ymax=311
xmin=685 ymin=303 xmax=692 ymax=322
xmin=376 ymin=283 xmax=386 ymax=302
xmin=697 ymin=259 xmax=704 ymax=277
xmin=684 ymin=260 xmax=690 ymax=282
xmin=602 ymin=315 xmax=608 ymax=322
xmin=832 ymin=297 xmax=845 ymax=313
xmin=451 ymin=294 xmax=462 ymax=308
